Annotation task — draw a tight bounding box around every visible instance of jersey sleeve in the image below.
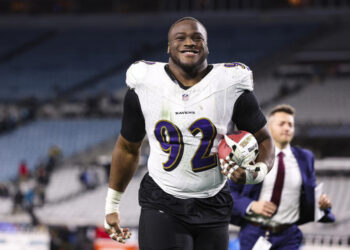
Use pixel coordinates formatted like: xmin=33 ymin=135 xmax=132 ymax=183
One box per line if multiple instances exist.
xmin=126 ymin=61 xmax=149 ymax=89
xmin=233 ymin=63 xmax=254 ymax=96
xmin=120 ymin=88 xmax=146 ymax=142
xmin=232 ymin=91 xmax=266 ymax=134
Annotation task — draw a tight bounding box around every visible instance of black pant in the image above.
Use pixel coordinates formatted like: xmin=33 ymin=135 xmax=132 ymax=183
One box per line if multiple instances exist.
xmin=139 ymin=207 xmax=229 ymax=250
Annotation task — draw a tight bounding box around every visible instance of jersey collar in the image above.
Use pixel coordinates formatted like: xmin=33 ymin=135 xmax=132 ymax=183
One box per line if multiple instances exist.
xmin=164 ymin=64 xmax=213 ymax=90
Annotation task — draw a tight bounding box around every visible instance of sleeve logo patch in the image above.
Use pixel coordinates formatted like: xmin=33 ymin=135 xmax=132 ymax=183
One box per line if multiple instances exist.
xmin=142 ymin=60 xmax=156 ymax=65
xmin=224 ymin=62 xmax=250 ymax=71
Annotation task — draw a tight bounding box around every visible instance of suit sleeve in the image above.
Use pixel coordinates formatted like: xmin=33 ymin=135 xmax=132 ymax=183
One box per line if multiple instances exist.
xmin=229 ymin=180 xmax=259 ymax=226
xmin=311 ymin=153 xmax=336 ymax=223
xmin=308 ymin=152 xmax=335 ymax=223
xmin=319 ymin=208 xmax=336 ymax=223
xmin=298 ymin=149 xmax=335 ymax=225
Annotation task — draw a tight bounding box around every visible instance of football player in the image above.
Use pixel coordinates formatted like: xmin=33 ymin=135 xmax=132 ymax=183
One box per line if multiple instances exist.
xmin=104 ymin=17 xmax=275 ymax=249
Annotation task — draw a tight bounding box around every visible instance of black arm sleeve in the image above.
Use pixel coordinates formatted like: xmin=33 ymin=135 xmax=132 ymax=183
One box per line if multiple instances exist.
xmin=120 ymin=88 xmax=146 ymax=142
xmin=232 ymin=91 xmax=267 ymax=134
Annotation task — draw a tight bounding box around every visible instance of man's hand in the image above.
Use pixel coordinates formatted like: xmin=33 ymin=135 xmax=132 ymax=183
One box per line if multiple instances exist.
xmin=104 ymin=212 xmax=131 ymax=243
xmin=220 ymin=159 xmax=246 ymax=184
xmin=250 ymin=201 xmax=277 ymax=217
xmin=319 ymin=194 xmax=332 ymax=210
xmin=220 ymin=158 xmax=267 ymax=184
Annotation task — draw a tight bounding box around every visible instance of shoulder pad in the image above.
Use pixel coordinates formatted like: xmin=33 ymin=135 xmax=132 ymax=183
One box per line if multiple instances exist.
xmin=220 ymin=62 xmax=254 ymax=91
xmin=126 ymin=60 xmax=158 ymax=88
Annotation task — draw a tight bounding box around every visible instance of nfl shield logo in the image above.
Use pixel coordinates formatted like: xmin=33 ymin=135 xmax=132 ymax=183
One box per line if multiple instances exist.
xmin=182 ymin=93 xmax=189 ymax=101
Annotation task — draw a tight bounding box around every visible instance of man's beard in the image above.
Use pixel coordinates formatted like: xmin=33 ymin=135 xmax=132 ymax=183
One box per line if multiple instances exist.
xmin=170 ymin=51 xmax=207 ymax=75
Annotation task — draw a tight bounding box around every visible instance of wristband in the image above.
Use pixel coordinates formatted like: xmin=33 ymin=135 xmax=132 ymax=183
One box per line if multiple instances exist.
xmin=105 ymin=187 xmax=123 ymax=215
xmin=245 ymin=162 xmax=268 ymax=184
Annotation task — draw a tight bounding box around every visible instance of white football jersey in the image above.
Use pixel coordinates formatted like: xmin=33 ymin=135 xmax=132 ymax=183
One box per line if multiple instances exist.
xmin=126 ymin=61 xmax=254 ymax=199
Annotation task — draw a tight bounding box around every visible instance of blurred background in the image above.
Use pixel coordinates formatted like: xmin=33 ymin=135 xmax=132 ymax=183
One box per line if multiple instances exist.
xmin=0 ymin=0 xmax=350 ymax=249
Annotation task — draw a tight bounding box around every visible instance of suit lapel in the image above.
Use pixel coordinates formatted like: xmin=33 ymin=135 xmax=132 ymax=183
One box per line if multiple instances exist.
xmin=291 ymin=147 xmax=307 ymax=184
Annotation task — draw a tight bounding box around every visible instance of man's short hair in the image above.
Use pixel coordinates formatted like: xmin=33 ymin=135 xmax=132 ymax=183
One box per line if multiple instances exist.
xmin=168 ymin=17 xmax=206 ymax=41
xmin=268 ymin=104 xmax=295 ymax=117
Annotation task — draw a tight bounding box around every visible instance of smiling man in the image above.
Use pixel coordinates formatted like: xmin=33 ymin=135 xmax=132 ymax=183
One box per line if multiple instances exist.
xmin=104 ymin=17 xmax=274 ymax=250
xmin=167 ymin=18 xmax=208 ymax=80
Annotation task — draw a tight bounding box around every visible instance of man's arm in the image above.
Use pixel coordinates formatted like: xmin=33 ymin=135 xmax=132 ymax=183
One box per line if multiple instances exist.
xmin=318 ymin=194 xmax=335 ymax=223
xmin=229 ymin=181 xmax=254 ymax=218
xmin=223 ymin=91 xmax=275 ymax=184
xmin=308 ymin=151 xmax=335 ymax=223
xmin=227 ymin=126 xmax=274 ymax=184
xmin=105 ymin=136 xmax=141 ymax=243
xmin=105 ymin=88 xmax=146 ymax=243
xmin=109 ymin=87 xmax=145 ymax=191
xmin=228 ymin=126 xmax=276 ymax=219
xmin=109 ymin=135 xmax=142 ymax=192
xmin=253 ymin=125 xmax=275 ymax=173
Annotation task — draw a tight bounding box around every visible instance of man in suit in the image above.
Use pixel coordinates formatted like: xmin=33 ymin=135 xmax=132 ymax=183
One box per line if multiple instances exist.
xmin=229 ymin=104 xmax=335 ymax=250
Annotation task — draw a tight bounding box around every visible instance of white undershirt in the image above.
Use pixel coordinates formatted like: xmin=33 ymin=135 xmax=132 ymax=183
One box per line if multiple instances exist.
xmin=246 ymin=144 xmax=302 ymax=225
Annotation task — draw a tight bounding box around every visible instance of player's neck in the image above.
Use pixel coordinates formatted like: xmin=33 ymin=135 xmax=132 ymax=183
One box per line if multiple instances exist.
xmin=168 ymin=60 xmax=208 ymax=87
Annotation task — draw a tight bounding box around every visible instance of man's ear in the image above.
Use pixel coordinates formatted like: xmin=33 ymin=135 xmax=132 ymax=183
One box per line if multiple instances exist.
xmin=167 ymin=44 xmax=170 ymax=54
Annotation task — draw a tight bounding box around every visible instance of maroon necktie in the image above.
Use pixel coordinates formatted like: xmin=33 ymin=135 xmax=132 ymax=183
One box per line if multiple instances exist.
xmin=270 ymin=152 xmax=285 ymax=208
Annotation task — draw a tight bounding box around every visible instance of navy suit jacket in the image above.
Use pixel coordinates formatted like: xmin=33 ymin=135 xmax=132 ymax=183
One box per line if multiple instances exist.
xmin=229 ymin=146 xmax=335 ymax=226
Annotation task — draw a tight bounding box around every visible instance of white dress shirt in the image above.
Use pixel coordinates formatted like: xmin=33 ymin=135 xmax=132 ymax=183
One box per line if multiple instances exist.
xmin=247 ymin=144 xmax=302 ymax=225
